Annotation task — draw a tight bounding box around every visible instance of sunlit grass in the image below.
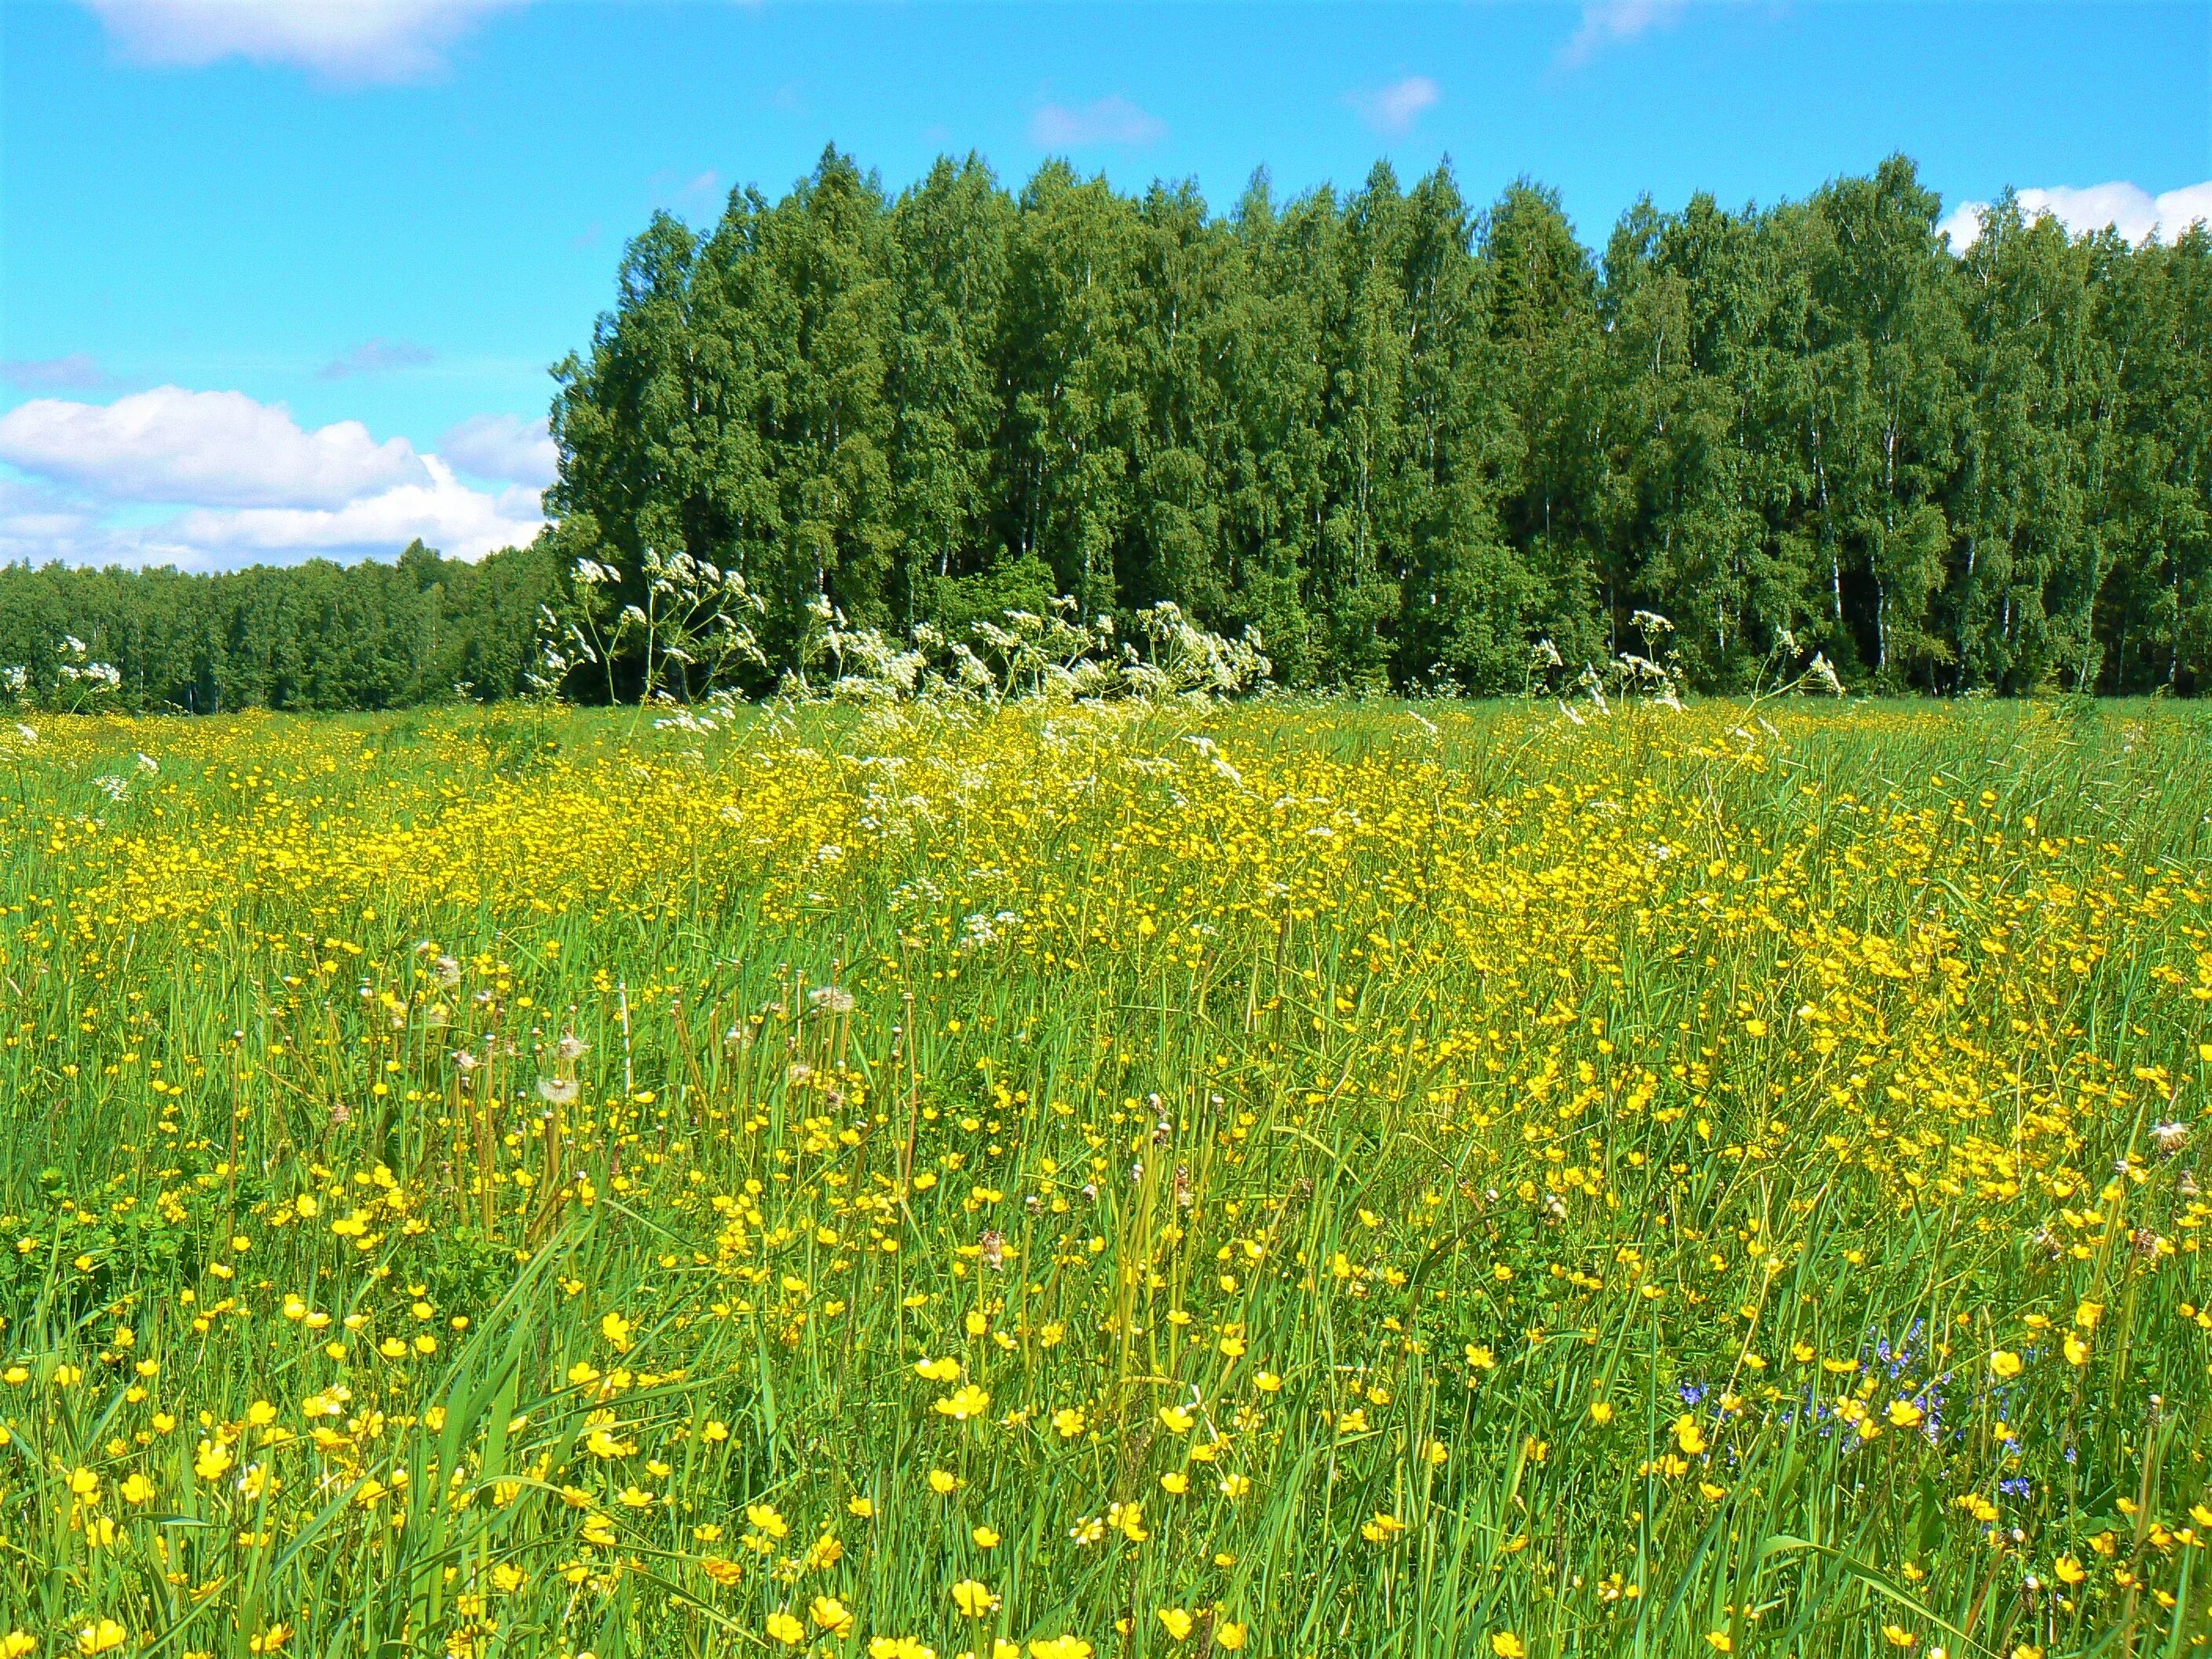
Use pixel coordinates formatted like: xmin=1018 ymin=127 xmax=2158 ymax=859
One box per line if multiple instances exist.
xmin=0 ymin=694 xmax=2207 ymax=1659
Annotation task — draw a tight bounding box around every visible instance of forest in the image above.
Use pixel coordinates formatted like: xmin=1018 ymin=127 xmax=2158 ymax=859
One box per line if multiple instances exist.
xmin=5 ymin=149 xmax=2208 ymax=707
xmin=0 ymin=539 xmax=558 ymax=712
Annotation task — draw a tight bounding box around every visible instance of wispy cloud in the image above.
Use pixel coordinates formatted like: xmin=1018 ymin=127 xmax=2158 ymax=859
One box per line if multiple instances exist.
xmin=1348 ymin=75 xmax=1441 ymax=138
xmin=1030 ymin=94 xmax=1166 ymax=150
xmin=318 ymin=338 xmax=437 ymax=382
xmin=1940 ymin=181 xmax=2212 ymax=250
xmin=1558 ymin=0 xmax=1689 ymax=68
xmin=648 ymin=169 xmax=724 ymax=215
xmin=1 ymin=353 xmax=122 ymax=394
xmin=80 ymin=0 xmax=535 ymax=85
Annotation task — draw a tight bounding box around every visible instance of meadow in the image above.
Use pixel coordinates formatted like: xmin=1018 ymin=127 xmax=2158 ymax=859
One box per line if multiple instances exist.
xmin=0 ymin=692 xmax=2206 ymax=1659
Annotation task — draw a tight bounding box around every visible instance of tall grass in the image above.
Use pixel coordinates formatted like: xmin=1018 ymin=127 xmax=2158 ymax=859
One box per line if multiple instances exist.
xmin=0 ymin=694 xmax=2205 ymax=1659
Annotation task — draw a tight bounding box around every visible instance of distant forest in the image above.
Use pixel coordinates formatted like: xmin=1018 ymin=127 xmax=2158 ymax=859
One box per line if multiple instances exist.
xmin=7 ymin=150 xmax=2209 ymax=708
xmin=0 ymin=540 xmax=558 ymax=712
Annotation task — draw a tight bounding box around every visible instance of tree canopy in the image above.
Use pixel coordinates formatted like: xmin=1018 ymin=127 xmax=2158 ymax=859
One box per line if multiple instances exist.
xmin=9 ymin=148 xmax=2208 ymax=708
xmin=548 ymin=148 xmax=2212 ymax=696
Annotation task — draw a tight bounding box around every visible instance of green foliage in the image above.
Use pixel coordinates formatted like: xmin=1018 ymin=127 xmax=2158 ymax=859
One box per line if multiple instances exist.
xmin=548 ymin=150 xmax=2212 ymax=697
xmin=13 ymin=152 xmax=2212 ymax=707
xmin=0 ymin=541 xmax=561 ymax=713
xmin=924 ymin=551 xmax=1059 ymax=638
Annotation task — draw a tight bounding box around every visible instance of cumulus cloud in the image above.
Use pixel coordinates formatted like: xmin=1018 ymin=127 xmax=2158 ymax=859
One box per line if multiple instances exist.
xmin=439 ymin=412 xmax=556 ymax=487
xmin=155 ymin=460 xmax=543 ymax=566
xmin=0 ymin=386 xmax=542 ymax=569
xmin=1348 ymin=75 xmax=1441 ymax=137
xmin=1558 ymin=0 xmax=1688 ymax=67
xmin=1939 ymin=181 xmax=2212 ymax=251
xmin=0 ymin=386 xmax=426 ymax=508
xmin=1030 ymin=94 xmax=1166 ymax=150
xmin=80 ymin=0 xmax=533 ymax=83
xmin=0 ymin=467 xmax=540 ymax=572
xmin=319 ymin=337 xmax=436 ymax=380
xmin=2 ymin=353 xmax=121 ymax=393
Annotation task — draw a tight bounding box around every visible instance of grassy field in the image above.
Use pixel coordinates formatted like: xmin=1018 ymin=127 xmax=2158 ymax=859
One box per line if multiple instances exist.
xmin=0 ymin=693 xmax=2207 ymax=1659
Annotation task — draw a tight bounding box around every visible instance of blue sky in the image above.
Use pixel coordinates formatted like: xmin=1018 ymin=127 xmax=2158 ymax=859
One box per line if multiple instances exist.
xmin=2 ymin=0 xmax=2207 ymax=569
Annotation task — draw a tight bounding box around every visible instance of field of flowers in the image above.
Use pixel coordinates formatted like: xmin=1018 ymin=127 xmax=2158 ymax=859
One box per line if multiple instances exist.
xmin=0 ymin=694 xmax=2207 ymax=1659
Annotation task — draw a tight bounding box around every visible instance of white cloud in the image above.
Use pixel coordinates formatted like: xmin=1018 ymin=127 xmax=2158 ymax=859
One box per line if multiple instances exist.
xmin=1030 ymin=95 xmax=1166 ymax=150
xmin=0 ymin=386 xmax=425 ymax=508
xmin=320 ymin=338 xmax=436 ymax=380
xmin=1940 ymin=181 xmax=2212 ymax=251
xmin=0 ymin=477 xmax=102 ymax=555
xmin=2 ymin=353 xmax=119 ymax=393
xmin=158 ymin=460 xmax=542 ymax=566
xmin=0 ymin=387 xmax=542 ymax=569
xmin=1558 ymin=0 xmax=1687 ymax=68
xmin=0 ymin=469 xmax=540 ymax=571
xmin=1349 ymin=75 xmax=1441 ymax=137
xmin=81 ymin=0 xmax=532 ymax=83
xmin=439 ymin=412 xmax=556 ymax=487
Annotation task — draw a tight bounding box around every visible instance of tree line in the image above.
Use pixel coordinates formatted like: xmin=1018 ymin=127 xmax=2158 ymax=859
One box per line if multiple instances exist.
xmin=548 ymin=148 xmax=2210 ymax=698
xmin=0 ymin=540 xmax=558 ymax=712
xmin=7 ymin=148 xmax=2207 ymax=709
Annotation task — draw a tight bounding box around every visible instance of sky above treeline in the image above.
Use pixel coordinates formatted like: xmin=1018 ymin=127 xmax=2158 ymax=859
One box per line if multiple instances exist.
xmin=2 ymin=0 xmax=2207 ymax=572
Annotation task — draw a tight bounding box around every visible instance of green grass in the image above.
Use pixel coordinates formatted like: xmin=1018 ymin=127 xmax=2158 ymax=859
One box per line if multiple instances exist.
xmin=0 ymin=694 xmax=2207 ymax=1659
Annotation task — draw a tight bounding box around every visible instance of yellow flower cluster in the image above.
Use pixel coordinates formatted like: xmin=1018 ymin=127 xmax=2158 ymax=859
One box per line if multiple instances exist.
xmin=0 ymin=696 xmax=2206 ymax=1654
